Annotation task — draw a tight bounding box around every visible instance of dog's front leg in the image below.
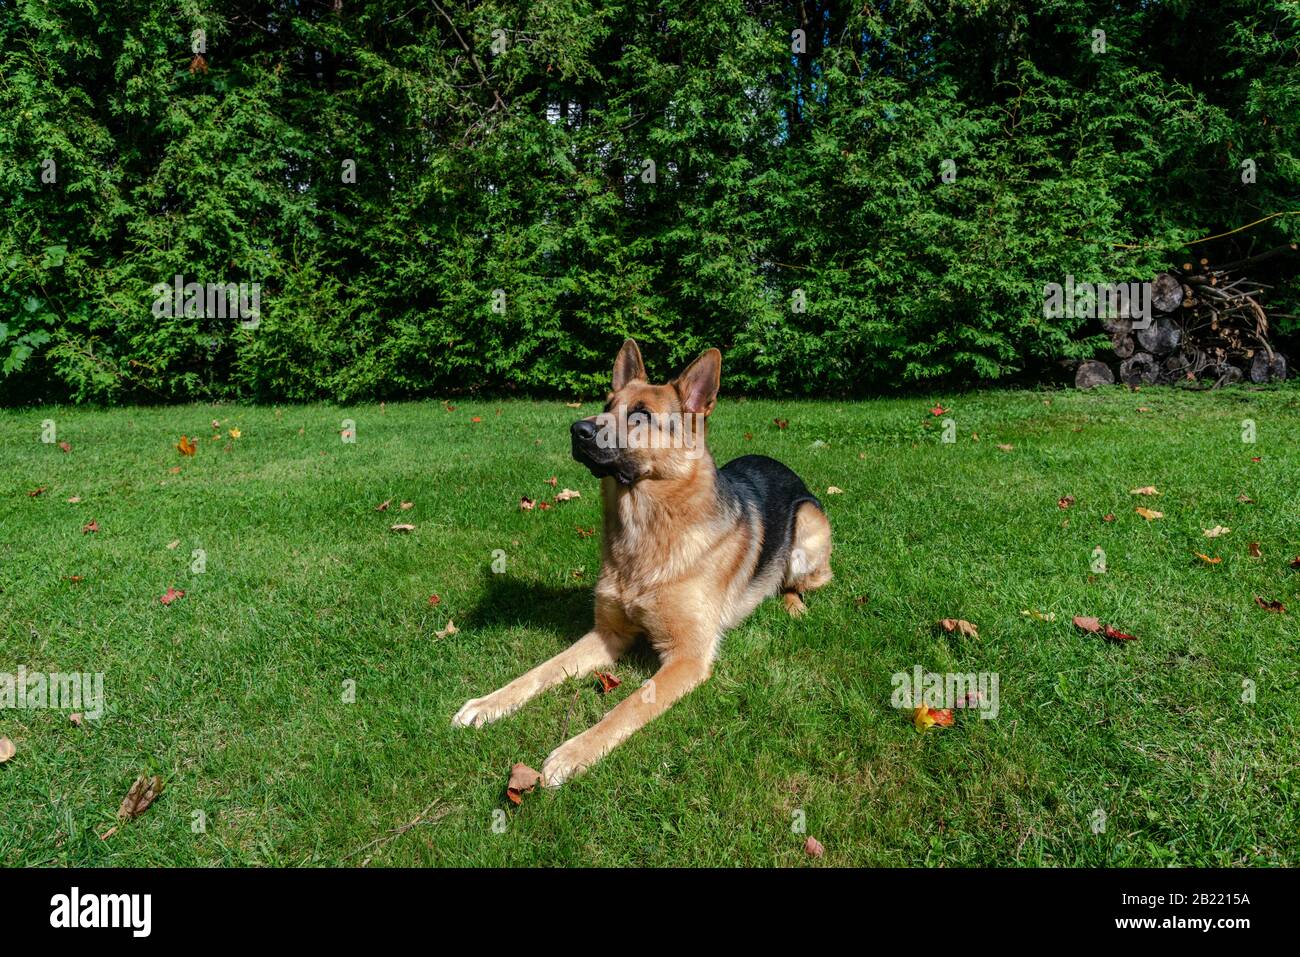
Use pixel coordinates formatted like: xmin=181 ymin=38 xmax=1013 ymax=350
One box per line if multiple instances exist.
xmin=452 ymin=630 xmax=632 ymax=728
xmin=542 ymin=655 xmax=712 ymax=786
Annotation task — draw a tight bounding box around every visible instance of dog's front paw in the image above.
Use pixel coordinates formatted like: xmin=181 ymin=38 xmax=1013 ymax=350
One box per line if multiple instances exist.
xmin=542 ymin=739 xmax=595 ymax=788
xmin=452 ymin=693 xmax=513 ymax=728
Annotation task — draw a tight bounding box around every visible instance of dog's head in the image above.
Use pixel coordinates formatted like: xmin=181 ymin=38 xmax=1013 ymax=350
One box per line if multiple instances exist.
xmin=570 ymin=339 xmax=720 ymax=486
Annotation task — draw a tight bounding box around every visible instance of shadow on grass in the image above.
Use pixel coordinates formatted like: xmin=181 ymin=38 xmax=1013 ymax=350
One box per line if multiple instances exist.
xmin=463 ymin=569 xmax=660 ymax=671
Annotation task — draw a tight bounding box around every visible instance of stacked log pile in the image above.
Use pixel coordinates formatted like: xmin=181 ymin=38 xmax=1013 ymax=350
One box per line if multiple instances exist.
xmin=1075 ymin=244 xmax=1295 ymax=389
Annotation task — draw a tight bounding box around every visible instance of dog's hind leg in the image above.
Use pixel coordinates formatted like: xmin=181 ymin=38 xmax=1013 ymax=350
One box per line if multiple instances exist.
xmin=452 ymin=628 xmax=634 ymax=728
xmin=782 ymin=502 xmax=832 ymax=618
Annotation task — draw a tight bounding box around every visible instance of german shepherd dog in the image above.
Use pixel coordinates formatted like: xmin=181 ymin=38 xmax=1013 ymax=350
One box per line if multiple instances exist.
xmin=453 ymin=340 xmax=833 ymax=785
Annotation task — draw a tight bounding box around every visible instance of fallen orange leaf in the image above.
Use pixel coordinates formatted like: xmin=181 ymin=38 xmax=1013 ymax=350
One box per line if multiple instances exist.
xmin=913 ymin=706 xmax=954 ymax=731
xmin=506 ymin=763 xmax=542 ymax=804
xmin=938 ymin=618 xmax=978 ymax=638
xmin=176 ymin=435 xmax=197 ymax=455
xmin=118 ymin=775 xmax=164 ymax=820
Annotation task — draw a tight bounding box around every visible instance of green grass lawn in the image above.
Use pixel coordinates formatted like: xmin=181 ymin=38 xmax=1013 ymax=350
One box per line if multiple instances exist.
xmin=1 ymin=386 xmax=1297 ymax=867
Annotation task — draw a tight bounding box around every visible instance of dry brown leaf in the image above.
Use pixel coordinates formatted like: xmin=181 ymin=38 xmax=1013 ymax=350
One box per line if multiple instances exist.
xmin=1073 ymin=615 xmax=1102 ymax=633
xmin=1194 ymin=553 xmax=1222 ymax=565
xmin=1134 ymin=507 xmax=1163 ymax=520
xmin=545 ymin=476 xmax=558 ymax=487
xmin=804 ymin=836 xmax=825 ymax=858
xmin=519 ymin=496 xmax=535 ymax=511
xmin=938 ymin=618 xmax=978 ymax=638
xmin=375 ymin=499 xmax=391 ymax=511
xmin=436 ymin=620 xmax=459 ymax=638
xmin=1248 ymin=542 xmax=1262 ymax=558
xmin=1130 ymin=486 xmax=1159 ymax=496
xmin=825 ymin=486 xmax=844 ymax=495
xmin=29 ymin=486 xmax=46 ymax=497
xmin=66 ymin=496 xmax=81 ymax=504
xmin=506 ymin=762 xmax=542 ymax=804
xmin=176 ymin=435 xmax=197 ymax=456
xmin=1203 ymin=526 xmax=1231 ymax=538
xmin=82 ymin=519 xmax=100 ymax=533
xmin=118 ymin=775 xmax=164 ymax=820
xmin=1254 ymin=596 xmax=1286 ymax=613
xmin=390 ymin=523 xmax=415 ymax=532
xmin=400 ymin=501 xmax=414 ymax=510
xmin=594 ymin=672 xmax=621 ymax=693
xmin=1238 ymin=494 xmax=1255 ymax=504
xmin=554 ymin=488 xmax=581 ymax=502
xmin=1057 ymin=495 xmax=1075 ymax=509
xmin=996 ymin=444 xmax=1013 ymax=452
xmin=166 ymin=539 xmax=180 ymax=549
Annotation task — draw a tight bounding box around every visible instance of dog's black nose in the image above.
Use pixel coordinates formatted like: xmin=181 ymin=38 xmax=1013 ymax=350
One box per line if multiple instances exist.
xmin=571 ymin=419 xmax=598 ymax=444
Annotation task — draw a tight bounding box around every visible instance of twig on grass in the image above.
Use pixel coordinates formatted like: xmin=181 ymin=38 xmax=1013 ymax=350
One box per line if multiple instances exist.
xmin=559 ymin=686 xmax=581 ymax=742
xmin=345 ymin=799 xmax=452 ymax=865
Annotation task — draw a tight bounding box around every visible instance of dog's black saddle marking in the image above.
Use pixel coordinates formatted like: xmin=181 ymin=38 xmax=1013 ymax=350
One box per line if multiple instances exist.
xmin=717 ymin=454 xmax=822 ymax=583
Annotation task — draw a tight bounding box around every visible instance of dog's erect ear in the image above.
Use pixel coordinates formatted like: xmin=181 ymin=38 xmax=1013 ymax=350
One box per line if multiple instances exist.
xmin=673 ymin=348 xmax=722 ymax=416
xmin=612 ymin=339 xmax=647 ymax=391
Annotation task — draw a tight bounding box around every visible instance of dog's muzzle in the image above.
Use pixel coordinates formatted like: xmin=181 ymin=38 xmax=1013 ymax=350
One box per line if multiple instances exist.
xmin=570 ymin=419 xmax=635 ymax=485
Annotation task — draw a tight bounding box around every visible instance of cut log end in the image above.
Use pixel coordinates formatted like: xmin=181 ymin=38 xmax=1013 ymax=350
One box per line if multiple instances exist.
xmin=1075 ymin=360 xmax=1115 ymax=390
xmin=1120 ymin=352 xmax=1160 ymax=386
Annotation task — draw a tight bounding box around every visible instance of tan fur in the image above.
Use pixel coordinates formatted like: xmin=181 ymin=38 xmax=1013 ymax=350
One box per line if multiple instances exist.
xmin=453 ymin=342 xmax=833 ymax=786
